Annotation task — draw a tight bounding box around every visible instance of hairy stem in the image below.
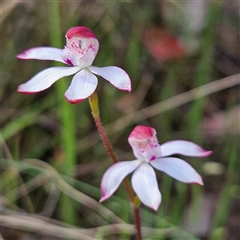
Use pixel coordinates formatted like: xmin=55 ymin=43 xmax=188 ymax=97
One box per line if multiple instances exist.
xmin=134 ymin=206 xmax=143 ymax=240
xmin=88 ymin=92 xmax=142 ymax=240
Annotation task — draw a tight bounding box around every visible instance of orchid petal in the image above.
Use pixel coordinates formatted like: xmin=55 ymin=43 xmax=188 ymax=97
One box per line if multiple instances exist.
xmin=62 ymin=27 xmax=99 ymax=67
xmin=128 ymin=126 xmax=161 ymax=161
xmin=161 ymin=140 xmax=212 ymax=157
xmin=18 ymin=66 xmax=80 ymax=93
xmin=132 ymin=162 xmax=161 ymax=211
xmin=150 ymin=157 xmax=203 ymax=185
xmin=17 ymin=47 xmax=66 ymax=64
xmin=78 ymin=37 xmax=99 ymax=67
xmin=100 ymin=160 xmax=141 ymax=202
xmin=64 ymin=69 xmax=98 ymax=104
xmin=88 ymin=66 xmax=131 ymax=92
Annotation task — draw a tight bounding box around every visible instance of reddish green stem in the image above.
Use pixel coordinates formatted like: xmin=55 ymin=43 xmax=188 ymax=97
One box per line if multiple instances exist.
xmin=88 ymin=92 xmax=142 ymax=240
xmin=134 ymin=206 xmax=143 ymax=240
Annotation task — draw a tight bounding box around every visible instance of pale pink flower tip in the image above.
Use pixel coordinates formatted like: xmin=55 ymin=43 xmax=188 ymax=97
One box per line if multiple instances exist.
xmin=129 ymin=125 xmax=155 ymax=140
xmin=66 ymin=26 xmax=97 ymax=39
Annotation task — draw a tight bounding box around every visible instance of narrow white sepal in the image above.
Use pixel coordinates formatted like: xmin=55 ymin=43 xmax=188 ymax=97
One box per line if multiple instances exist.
xmin=100 ymin=160 xmax=141 ymax=202
xmin=17 ymin=47 xmax=66 ymax=63
xmin=65 ymin=69 xmax=98 ymax=103
xmin=150 ymin=157 xmax=203 ymax=185
xmin=132 ymin=162 xmax=161 ymax=211
xmin=18 ymin=66 xmax=80 ymax=93
xmin=161 ymin=140 xmax=212 ymax=157
xmin=89 ymin=66 xmax=131 ymax=92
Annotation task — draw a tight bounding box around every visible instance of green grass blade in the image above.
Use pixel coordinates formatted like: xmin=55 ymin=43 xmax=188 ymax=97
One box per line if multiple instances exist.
xmin=48 ymin=0 xmax=76 ymax=225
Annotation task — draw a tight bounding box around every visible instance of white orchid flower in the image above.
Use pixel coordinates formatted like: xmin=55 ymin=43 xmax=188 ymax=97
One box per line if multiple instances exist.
xmin=17 ymin=26 xmax=131 ymax=103
xmin=100 ymin=125 xmax=212 ymax=211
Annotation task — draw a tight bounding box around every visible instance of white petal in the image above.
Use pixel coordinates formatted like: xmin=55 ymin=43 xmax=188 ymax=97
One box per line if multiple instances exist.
xmin=18 ymin=66 xmax=80 ymax=93
xmin=132 ymin=162 xmax=161 ymax=211
xmin=64 ymin=69 xmax=98 ymax=103
xmin=76 ymin=48 xmax=98 ymax=68
xmin=17 ymin=47 xmax=66 ymax=64
xmin=100 ymin=160 xmax=141 ymax=202
xmin=77 ymin=38 xmax=99 ymax=68
xmin=88 ymin=66 xmax=131 ymax=92
xmin=150 ymin=157 xmax=203 ymax=185
xmin=161 ymin=140 xmax=212 ymax=157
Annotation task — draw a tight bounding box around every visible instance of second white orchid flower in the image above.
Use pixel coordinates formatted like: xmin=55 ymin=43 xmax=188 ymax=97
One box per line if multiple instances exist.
xmin=100 ymin=125 xmax=212 ymax=211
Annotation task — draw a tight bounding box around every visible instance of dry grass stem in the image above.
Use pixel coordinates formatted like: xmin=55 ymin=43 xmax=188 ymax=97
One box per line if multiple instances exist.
xmin=1 ymin=214 xmax=173 ymax=239
xmin=10 ymin=158 xmax=125 ymax=224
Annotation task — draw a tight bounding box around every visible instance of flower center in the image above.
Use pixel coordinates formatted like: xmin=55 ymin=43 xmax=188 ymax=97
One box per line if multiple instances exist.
xmin=61 ymin=36 xmax=98 ymax=68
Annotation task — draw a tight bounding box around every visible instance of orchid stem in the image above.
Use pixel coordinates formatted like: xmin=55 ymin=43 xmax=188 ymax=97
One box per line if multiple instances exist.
xmin=88 ymin=92 xmax=142 ymax=240
xmin=134 ymin=207 xmax=143 ymax=240
xmin=88 ymin=92 xmax=118 ymax=164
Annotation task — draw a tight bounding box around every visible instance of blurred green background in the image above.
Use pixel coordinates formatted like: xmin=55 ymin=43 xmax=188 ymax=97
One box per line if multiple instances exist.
xmin=1 ymin=1 xmax=239 ymax=239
